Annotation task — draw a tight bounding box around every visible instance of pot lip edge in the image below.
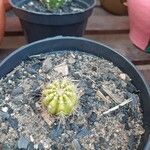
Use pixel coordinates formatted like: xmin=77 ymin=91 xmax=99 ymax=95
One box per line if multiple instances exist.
xmin=0 ymin=36 xmax=150 ymax=98
xmin=9 ymin=0 xmax=96 ymax=16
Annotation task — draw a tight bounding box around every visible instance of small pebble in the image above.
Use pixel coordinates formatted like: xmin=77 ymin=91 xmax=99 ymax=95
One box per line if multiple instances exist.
xmin=8 ymin=116 xmax=18 ymax=129
xmin=54 ymin=63 xmax=69 ymax=76
xmin=30 ymin=135 xmax=34 ymax=142
xmin=68 ymin=57 xmax=76 ymax=64
xmin=27 ymin=142 xmax=34 ymax=150
xmin=29 ymin=1 xmax=34 ymax=6
xmin=43 ymin=142 xmax=49 ymax=149
xmin=11 ymin=87 xmax=23 ymax=96
xmin=119 ymin=73 xmax=126 ymax=80
xmin=17 ymin=136 xmax=29 ymax=149
xmin=5 ymin=96 xmax=9 ymax=101
xmin=0 ymin=143 xmax=11 ymax=150
xmin=38 ymin=143 xmax=45 ymax=150
xmin=2 ymin=107 xmax=8 ymax=113
xmin=72 ymin=139 xmax=81 ymax=150
xmin=34 ymin=144 xmax=38 ymax=149
xmin=77 ymin=127 xmax=91 ymax=138
xmin=42 ymin=57 xmax=53 ymax=73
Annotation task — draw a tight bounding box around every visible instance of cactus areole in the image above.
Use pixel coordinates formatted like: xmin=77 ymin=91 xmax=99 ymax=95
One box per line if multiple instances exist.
xmin=42 ymin=79 xmax=78 ymax=116
xmin=40 ymin=0 xmax=67 ymax=10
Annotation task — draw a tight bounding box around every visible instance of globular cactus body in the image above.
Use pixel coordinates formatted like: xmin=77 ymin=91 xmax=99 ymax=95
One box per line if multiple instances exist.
xmin=42 ymin=79 xmax=78 ymax=116
xmin=40 ymin=0 xmax=66 ymax=10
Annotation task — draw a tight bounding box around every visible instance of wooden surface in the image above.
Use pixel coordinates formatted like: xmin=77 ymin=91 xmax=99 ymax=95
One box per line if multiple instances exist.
xmin=0 ymin=5 xmax=150 ymax=85
xmin=5 ymin=7 xmax=129 ymax=35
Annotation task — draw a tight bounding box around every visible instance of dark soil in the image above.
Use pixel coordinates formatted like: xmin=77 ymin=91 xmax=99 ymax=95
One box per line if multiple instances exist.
xmin=0 ymin=51 xmax=144 ymax=150
xmin=19 ymin=0 xmax=89 ymax=14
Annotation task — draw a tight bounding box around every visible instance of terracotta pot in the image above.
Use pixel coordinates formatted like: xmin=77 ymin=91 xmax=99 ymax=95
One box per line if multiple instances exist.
xmin=4 ymin=0 xmax=11 ymax=10
xmin=0 ymin=0 xmax=5 ymax=43
xmin=0 ymin=0 xmax=11 ymax=43
xmin=128 ymin=0 xmax=150 ymax=51
xmin=100 ymin=0 xmax=127 ymax=15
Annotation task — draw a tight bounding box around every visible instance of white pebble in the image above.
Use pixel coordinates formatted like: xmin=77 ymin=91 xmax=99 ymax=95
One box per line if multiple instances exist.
xmin=2 ymin=107 xmax=8 ymax=112
xmin=119 ymin=73 xmax=126 ymax=80
xmin=47 ymin=75 xmax=51 ymax=80
xmin=34 ymin=144 xmax=38 ymax=149
xmin=29 ymin=1 xmax=34 ymax=6
xmin=8 ymin=80 xmax=13 ymax=84
xmin=35 ymin=102 xmax=41 ymax=109
xmin=39 ymin=69 xmax=42 ymax=73
xmin=30 ymin=135 xmax=34 ymax=142
xmin=43 ymin=142 xmax=49 ymax=149
xmin=5 ymin=96 xmax=9 ymax=101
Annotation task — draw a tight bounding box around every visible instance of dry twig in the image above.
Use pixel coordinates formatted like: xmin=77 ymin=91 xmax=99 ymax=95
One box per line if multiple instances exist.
xmin=101 ymin=98 xmax=132 ymax=116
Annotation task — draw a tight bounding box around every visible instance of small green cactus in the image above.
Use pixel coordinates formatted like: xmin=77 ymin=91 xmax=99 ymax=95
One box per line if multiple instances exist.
xmin=40 ymin=0 xmax=66 ymax=10
xmin=42 ymin=79 xmax=78 ymax=116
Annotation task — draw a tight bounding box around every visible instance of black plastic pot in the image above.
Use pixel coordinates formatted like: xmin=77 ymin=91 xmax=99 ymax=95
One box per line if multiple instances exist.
xmin=10 ymin=0 xmax=96 ymax=43
xmin=0 ymin=37 xmax=150 ymax=149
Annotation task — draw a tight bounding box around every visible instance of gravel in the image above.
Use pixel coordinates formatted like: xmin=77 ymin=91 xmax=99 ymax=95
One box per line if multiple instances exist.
xmin=19 ymin=0 xmax=89 ymax=14
xmin=0 ymin=51 xmax=144 ymax=149
xmin=17 ymin=136 xmax=30 ymax=149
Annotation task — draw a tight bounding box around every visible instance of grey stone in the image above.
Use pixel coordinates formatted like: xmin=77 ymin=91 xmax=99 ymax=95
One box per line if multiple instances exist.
xmin=31 ymin=81 xmax=39 ymax=91
xmin=72 ymin=139 xmax=81 ymax=150
xmin=69 ymin=123 xmax=80 ymax=132
xmin=8 ymin=117 xmax=18 ymax=130
xmin=0 ymin=143 xmax=11 ymax=150
xmin=126 ymin=82 xmax=138 ymax=94
xmin=54 ymin=63 xmax=69 ymax=76
xmin=32 ymin=61 xmax=41 ymax=71
xmin=38 ymin=143 xmax=45 ymax=150
xmin=128 ymin=134 xmax=136 ymax=150
xmin=1 ymin=122 xmax=9 ymax=134
xmin=42 ymin=57 xmax=53 ymax=73
xmin=77 ymin=127 xmax=91 ymax=138
xmin=12 ymin=95 xmax=24 ymax=106
xmin=68 ymin=57 xmax=76 ymax=64
xmin=1 ymin=111 xmax=10 ymax=121
xmin=88 ymin=112 xmax=97 ymax=124
xmin=99 ymin=137 xmax=109 ymax=149
xmin=27 ymin=142 xmax=34 ymax=150
xmin=26 ymin=67 xmax=37 ymax=74
xmin=17 ymin=136 xmax=29 ymax=149
xmin=50 ymin=144 xmax=58 ymax=150
xmin=11 ymin=87 xmax=23 ymax=97
xmin=73 ymin=73 xmax=81 ymax=80
xmin=49 ymin=125 xmax=63 ymax=141
xmin=2 ymin=105 xmax=13 ymax=114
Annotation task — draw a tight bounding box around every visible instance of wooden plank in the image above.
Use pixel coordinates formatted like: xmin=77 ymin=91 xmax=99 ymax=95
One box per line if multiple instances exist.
xmin=96 ymin=0 xmax=100 ymax=6
xmin=86 ymin=34 xmax=150 ymax=65
xmin=0 ymin=36 xmax=26 ymax=49
xmin=86 ymin=7 xmax=129 ymax=34
xmin=5 ymin=7 xmax=129 ymax=36
xmin=1 ymin=34 xmax=150 ymax=65
xmin=136 ymin=65 xmax=150 ymax=85
xmin=0 ymin=48 xmax=14 ymax=62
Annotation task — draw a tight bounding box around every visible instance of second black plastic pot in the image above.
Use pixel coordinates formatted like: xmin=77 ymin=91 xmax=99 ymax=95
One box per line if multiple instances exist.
xmin=10 ymin=0 xmax=96 ymax=43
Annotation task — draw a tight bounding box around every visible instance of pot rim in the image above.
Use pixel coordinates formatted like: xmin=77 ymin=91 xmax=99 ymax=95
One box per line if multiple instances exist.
xmin=1 ymin=36 xmax=150 ymax=99
xmin=9 ymin=0 xmax=96 ymax=16
xmin=0 ymin=36 xmax=149 ymax=94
